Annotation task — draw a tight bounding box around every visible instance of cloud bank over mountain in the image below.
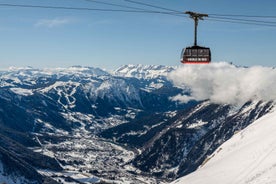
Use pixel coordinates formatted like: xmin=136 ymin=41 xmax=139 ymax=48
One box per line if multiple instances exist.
xmin=169 ymin=62 xmax=276 ymax=105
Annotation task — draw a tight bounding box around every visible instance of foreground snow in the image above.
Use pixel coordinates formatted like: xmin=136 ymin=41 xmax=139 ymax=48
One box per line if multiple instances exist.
xmin=172 ymin=107 xmax=276 ymax=184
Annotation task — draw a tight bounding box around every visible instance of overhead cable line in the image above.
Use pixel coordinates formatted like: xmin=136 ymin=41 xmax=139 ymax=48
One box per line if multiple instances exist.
xmin=84 ymin=0 xmax=148 ymax=11
xmin=1 ymin=2 xmax=276 ymax=27
xmin=124 ymin=0 xmax=276 ymax=25
xmin=83 ymin=0 xmax=183 ymax=17
xmin=208 ymin=13 xmax=276 ymax=19
xmin=123 ymin=0 xmax=187 ymax=18
xmin=207 ymin=18 xmax=276 ymax=27
xmin=0 ymin=3 xmax=182 ymax=14
xmin=124 ymin=0 xmax=183 ymax=14
xmin=209 ymin=15 xmax=276 ymax=25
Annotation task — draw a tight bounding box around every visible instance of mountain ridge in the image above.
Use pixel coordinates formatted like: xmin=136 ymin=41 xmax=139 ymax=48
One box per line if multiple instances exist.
xmin=172 ymin=105 xmax=276 ymax=184
xmin=0 ymin=64 xmax=275 ymax=183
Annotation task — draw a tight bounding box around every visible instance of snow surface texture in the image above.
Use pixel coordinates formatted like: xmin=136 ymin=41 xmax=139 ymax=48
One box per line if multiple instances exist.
xmin=172 ymin=107 xmax=276 ymax=184
xmin=169 ymin=62 xmax=276 ymax=105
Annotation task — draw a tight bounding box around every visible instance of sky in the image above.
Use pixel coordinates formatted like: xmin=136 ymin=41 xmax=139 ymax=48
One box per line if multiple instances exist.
xmin=0 ymin=0 xmax=276 ymax=69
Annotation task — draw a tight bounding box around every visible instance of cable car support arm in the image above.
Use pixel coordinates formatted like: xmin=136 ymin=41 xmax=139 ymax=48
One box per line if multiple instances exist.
xmin=185 ymin=11 xmax=208 ymax=46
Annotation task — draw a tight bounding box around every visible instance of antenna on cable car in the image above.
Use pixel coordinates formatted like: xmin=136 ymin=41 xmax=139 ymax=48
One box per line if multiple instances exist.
xmin=180 ymin=11 xmax=211 ymax=64
xmin=185 ymin=11 xmax=208 ymax=46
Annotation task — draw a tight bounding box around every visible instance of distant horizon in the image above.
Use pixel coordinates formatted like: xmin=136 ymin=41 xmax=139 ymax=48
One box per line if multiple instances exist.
xmin=0 ymin=62 xmax=178 ymax=71
xmin=0 ymin=61 xmax=275 ymax=72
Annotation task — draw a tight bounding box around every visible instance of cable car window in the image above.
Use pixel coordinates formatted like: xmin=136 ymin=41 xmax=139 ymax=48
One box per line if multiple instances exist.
xmin=191 ymin=50 xmax=197 ymax=55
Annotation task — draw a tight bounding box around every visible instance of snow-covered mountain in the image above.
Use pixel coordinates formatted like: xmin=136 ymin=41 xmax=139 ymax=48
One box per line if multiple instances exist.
xmin=172 ymin=106 xmax=276 ymax=184
xmin=0 ymin=65 xmax=185 ymax=183
xmin=113 ymin=64 xmax=176 ymax=79
xmin=106 ymin=100 xmax=274 ymax=180
xmin=0 ymin=65 xmax=182 ymax=131
xmin=0 ymin=64 xmax=275 ymax=183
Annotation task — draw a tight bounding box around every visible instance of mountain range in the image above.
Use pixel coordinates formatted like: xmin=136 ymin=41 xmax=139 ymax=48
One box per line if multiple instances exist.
xmin=0 ymin=64 xmax=274 ymax=183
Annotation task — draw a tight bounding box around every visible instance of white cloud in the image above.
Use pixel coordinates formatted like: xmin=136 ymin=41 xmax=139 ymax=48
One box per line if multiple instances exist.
xmin=35 ymin=18 xmax=73 ymax=28
xmin=168 ymin=62 xmax=276 ymax=105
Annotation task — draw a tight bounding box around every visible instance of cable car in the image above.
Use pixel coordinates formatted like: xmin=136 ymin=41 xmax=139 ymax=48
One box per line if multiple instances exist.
xmin=181 ymin=11 xmax=211 ymax=64
xmin=181 ymin=46 xmax=211 ymax=64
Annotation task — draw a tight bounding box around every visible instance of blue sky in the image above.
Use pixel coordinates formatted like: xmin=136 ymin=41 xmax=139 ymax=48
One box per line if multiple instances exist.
xmin=0 ymin=0 xmax=276 ymax=69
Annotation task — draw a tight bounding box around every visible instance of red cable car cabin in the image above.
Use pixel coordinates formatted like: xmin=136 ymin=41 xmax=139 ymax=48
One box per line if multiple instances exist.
xmin=181 ymin=45 xmax=211 ymax=64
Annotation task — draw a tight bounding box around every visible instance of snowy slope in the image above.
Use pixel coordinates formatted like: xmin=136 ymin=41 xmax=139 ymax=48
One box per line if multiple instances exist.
xmin=172 ymin=107 xmax=276 ymax=184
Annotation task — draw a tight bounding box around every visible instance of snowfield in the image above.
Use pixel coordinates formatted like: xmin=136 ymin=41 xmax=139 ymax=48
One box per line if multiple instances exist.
xmin=172 ymin=106 xmax=276 ymax=184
